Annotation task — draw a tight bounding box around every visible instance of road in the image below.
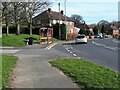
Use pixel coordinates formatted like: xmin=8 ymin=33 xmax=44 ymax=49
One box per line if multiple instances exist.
xmin=53 ymin=39 xmax=119 ymax=72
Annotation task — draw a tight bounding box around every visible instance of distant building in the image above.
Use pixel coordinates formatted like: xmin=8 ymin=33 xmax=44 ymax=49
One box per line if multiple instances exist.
xmin=74 ymin=27 xmax=80 ymax=34
xmin=110 ymin=24 xmax=119 ymax=36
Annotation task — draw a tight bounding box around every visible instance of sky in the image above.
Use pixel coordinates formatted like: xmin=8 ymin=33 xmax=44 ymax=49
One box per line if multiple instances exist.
xmin=50 ymin=0 xmax=119 ymax=24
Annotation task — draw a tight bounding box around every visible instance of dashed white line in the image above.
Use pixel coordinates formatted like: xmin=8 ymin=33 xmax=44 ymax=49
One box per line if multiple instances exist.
xmin=66 ymin=48 xmax=68 ymax=50
xmin=66 ymin=48 xmax=70 ymax=52
xmin=73 ymin=54 xmax=77 ymax=57
xmin=66 ymin=47 xmax=82 ymax=59
xmin=70 ymin=52 xmax=72 ymax=54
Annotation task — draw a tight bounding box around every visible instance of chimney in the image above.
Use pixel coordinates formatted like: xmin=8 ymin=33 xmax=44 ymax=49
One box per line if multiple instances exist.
xmin=48 ymin=8 xmax=51 ymax=13
xmin=61 ymin=10 xmax=64 ymax=15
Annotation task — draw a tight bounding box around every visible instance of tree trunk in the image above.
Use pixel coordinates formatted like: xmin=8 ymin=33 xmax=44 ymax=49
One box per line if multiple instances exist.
xmin=6 ymin=23 xmax=9 ymax=35
xmin=29 ymin=17 xmax=32 ymax=35
xmin=29 ymin=23 xmax=32 ymax=35
xmin=16 ymin=23 xmax=20 ymax=35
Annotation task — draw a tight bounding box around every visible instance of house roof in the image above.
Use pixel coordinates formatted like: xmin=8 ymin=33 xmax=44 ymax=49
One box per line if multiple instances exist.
xmin=79 ymin=24 xmax=89 ymax=30
xmin=88 ymin=24 xmax=96 ymax=28
xmin=49 ymin=11 xmax=71 ymax=21
xmin=33 ymin=10 xmax=72 ymax=21
xmin=110 ymin=25 xmax=118 ymax=30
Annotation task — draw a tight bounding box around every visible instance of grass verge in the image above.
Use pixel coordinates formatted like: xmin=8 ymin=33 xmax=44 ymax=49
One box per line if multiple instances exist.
xmin=0 ymin=55 xmax=17 ymax=88
xmin=49 ymin=59 xmax=120 ymax=89
xmin=2 ymin=34 xmax=39 ymax=47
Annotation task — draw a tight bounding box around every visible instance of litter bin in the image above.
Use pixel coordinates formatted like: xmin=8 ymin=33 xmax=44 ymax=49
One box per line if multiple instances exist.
xmin=28 ymin=37 xmax=33 ymax=45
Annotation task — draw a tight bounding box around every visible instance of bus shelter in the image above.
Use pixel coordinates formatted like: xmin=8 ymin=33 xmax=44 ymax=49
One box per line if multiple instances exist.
xmin=39 ymin=27 xmax=53 ymax=44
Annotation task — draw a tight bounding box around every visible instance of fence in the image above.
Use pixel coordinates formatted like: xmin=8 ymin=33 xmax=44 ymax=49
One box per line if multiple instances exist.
xmin=67 ymin=33 xmax=78 ymax=41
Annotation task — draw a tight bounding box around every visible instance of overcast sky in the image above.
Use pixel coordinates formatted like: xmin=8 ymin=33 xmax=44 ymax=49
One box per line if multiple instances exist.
xmin=51 ymin=0 xmax=119 ymax=24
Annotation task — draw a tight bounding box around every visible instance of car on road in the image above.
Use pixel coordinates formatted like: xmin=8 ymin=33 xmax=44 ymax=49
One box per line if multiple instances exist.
xmin=75 ymin=34 xmax=87 ymax=44
xmin=103 ymin=34 xmax=109 ymax=38
xmin=94 ymin=34 xmax=103 ymax=39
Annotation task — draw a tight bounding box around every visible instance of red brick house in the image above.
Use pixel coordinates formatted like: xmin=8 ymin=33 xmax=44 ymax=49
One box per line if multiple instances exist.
xmin=110 ymin=24 xmax=119 ymax=37
xmin=32 ymin=9 xmax=75 ymax=40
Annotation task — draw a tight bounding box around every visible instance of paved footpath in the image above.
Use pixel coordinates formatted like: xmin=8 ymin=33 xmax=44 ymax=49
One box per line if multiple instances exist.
xmin=11 ymin=44 xmax=79 ymax=88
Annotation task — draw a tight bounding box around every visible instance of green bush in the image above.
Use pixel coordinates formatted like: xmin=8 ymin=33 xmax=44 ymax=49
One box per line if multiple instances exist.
xmin=53 ymin=23 xmax=59 ymax=39
xmin=2 ymin=25 xmax=17 ymax=34
xmin=53 ymin=23 xmax=66 ymax=40
xmin=2 ymin=25 xmax=40 ymax=35
xmin=61 ymin=24 xmax=66 ymax=40
xmin=93 ymin=26 xmax=98 ymax=35
xmin=32 ymin=27 xmax=40 ymax=35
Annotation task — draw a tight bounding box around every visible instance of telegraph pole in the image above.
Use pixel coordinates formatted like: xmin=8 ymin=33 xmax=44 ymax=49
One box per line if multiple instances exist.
xmin=58 ymin=2 xmax=61 ymax=40
xmin=64 ymin=0 xmax=67 ymax=40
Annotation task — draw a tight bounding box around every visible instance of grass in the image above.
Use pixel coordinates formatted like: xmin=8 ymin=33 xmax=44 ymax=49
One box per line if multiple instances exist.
xmin=0 ymin=40 xmax=1 ymax=44
xmin=1 ymin=34 xmax=40 ymax=47
xmin=53 ymin=38 xmax=60 ymax=42
xmin=0 ymin=55 xmax=17 ymax=88
xmin=1 ymin=34 xmax=61 ymax=47
xmin=50 ymin=59 xmax=120 ymax=89
xmin=0 ymin=55 xmax=2 ymax=89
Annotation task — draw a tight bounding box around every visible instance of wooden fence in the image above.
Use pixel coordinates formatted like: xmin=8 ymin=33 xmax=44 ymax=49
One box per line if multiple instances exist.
xmin=67 ymin=33 xmax=78 ymax=41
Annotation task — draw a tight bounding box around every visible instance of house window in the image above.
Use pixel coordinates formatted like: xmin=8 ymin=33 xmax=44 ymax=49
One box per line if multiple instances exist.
xmin=33 ymin=21 xmax=36 ymax=25
xmin=70 ymin=22 xmax=72 ymax=25
xmin=37 ymin=20 xmax=41 ymax=24
xmin=60 ymin=20 xmax=62 ymax=24
xmin=53 ymin=20 xmax=56 ymax=24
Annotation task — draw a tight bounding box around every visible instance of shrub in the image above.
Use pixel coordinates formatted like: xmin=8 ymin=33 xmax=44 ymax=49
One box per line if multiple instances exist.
xmin=2 ymin=25 xmax=17 ymax=34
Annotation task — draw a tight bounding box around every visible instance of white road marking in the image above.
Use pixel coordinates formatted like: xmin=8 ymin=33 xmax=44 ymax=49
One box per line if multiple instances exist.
xmin=70 ymin=52 xmax=72 ymax=54
xmin=73 ymin=54 xmax=77 ymax=56
xmin=1 ymin=49 xmax=20 ymax=54
xmin=70 ymin=45 xmax=73 ymax=49
xmin=113 ymin=39 xmax=120 ymax=43
xmin=92 ymin=41 xmax=101 ymax=46
xmin=92 ymin=41 xmax=117 ymax=50
xmin=45 ymin=43 xmax=57 ymax=49
xmin=66 ymin=48 xmax=70 ymax=52
xmin=66 ymin=45 xmax=82 ymax=59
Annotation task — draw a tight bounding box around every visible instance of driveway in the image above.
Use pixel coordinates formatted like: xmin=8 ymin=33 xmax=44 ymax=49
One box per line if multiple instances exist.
xmin=11 ymin=44 xmax=79 ymax=88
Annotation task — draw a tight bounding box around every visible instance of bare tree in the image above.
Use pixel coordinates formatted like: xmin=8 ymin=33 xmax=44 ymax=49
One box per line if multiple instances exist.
xmin=70 ymin=14 xmax=85 ymax=27
xmin=2 ymin=2 xmax=11 ymax=35
xmin=24 ymin=1 xmax=51 ymax=35
xmin=97 ymin=20 xmax=109 ymax=26
xmin=11 ymin=2 xmax=24 ymax=35
xmin=97 ymin=20 xmax=109 ymax=34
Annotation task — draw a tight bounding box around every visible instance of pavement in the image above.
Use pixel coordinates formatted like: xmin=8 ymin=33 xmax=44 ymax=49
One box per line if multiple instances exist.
xmin=3 ymin=44 xmax=80 ymax=88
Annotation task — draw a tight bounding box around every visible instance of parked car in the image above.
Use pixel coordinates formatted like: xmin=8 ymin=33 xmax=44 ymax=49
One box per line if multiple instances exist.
xmin=94 ymin=34 xmax=103 ymax=39
xmin=103 ymin=34 xmax=109 ymax=38
xmin=94 ymin=34 xmax=100 ymax=38
xmin=75 ymin=34 xmax=87 ymax=44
